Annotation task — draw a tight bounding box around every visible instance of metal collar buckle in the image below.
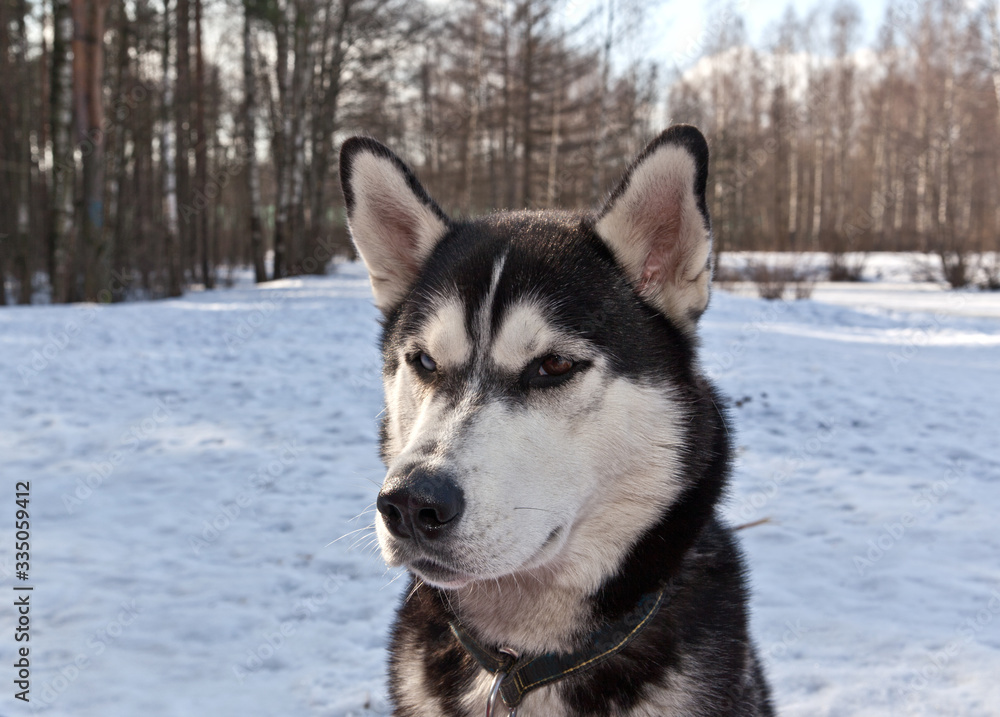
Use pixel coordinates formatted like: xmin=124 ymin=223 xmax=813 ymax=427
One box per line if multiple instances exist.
xmin=485 ymin=647 xmax=519 ymax=717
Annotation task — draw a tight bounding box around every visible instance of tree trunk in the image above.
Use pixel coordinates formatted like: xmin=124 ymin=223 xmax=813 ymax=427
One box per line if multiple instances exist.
xmin=8 ymin=0 xmax=31 ymax=304
xmin=49 ymin=0 xmax=75 ymax=303
xmin=194 ymin=0 xmax=213 ymax=288
xmin=162 ymin=0 xmax=183 ymax=296
xmin=591 ymin=0 xmax=613 ymax=203
xmin=771 ymin=83 xmax=789 ymax=251
xmin=71 ymin=0 xmax=111 ymax=302
xmin=287 ymin=0 xmax=311 ymax=274
xmin=501 ymin=3 xmax=514 ymax=208
xmin=243 ymin=4 xmax=266 ymax=283
xmin=520 ymin=1 xmax=534 ymax=208
xmin=306 ymin=0 xmax=351 ymax=271
xmin=271 ymin=0 xmax=291 ymax=279
xmin=463 ymin=0 xmax=485 ymax=213
xmin=175 ymin=0 xmax=192 ymax=279
xmin=545 ymin=50 xmax=561 ymax=208
xmin=990 ymin=1 xmax=1000 ymax=244
xmin=106 ymin=0 xmax=130 ymax=300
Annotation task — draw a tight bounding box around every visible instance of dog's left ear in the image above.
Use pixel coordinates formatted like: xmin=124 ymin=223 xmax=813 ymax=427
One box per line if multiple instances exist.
xmin=340 ymin=137 xmax=451 ymax=314
xmin=595 ymin=125 xmax=712 ymax=334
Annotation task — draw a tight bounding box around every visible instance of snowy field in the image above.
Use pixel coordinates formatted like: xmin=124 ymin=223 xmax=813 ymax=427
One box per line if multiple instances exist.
xmin=1 ymin=258 xmax=999 ymax=716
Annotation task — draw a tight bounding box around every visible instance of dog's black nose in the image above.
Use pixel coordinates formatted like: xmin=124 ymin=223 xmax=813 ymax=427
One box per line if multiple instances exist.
xmin=377 ymin=469 xmax=464 ymax=540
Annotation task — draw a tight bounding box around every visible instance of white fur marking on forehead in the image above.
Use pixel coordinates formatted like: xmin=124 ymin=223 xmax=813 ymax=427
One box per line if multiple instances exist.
xmin=491 ymin=300 xmax=560 ymax=372
xmin=349 ymin=152 xmax=447 ymax=312
xmin=419 ymin=297 xmax=472 ymax=367
xmin=477 ymin=252 xmax=508 ymax=342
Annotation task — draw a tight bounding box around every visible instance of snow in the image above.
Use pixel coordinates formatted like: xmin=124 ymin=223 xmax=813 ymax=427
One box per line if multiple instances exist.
xmin=1 ymin=259 xmax=998 ymax=716
xmin=718 ymin=252 xmax=1000 ymax=319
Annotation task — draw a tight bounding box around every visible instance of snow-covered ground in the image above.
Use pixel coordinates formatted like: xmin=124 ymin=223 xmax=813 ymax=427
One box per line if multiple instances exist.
xmin=1 ymin=260 xmax=998 ymax=717
xmin=718 ymin=252 xmax=1000 ymax=319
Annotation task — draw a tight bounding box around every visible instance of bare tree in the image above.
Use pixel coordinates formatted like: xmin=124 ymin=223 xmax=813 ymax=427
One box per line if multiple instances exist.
xmin=49 ymin=0 xmax=75 ymax=303
xmin=243 ymin=0 xmax=267 ymax=283
xmin=194 ymin=0 xmax=213 ymax=288
xmin=162 ymin=0 xmax=183 ymax=296
xmin=71 ymin=0 xmax=112 ymax=301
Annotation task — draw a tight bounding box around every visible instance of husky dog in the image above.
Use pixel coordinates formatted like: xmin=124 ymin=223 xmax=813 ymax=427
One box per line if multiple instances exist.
xmin=339 ymin=126 xmax=774 ymax=717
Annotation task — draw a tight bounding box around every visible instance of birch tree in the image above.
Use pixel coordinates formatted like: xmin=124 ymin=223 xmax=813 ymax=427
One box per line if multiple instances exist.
xmin=243 ymin=0 xmax=266 ymax=283
xmin=49 ymin=0 xmax=76 ymax=303
xmin=162 ymin=0 xmax=183 ymax=296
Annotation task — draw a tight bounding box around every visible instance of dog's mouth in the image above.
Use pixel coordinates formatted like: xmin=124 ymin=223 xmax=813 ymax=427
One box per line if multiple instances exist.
xmin=406 ymin=527 xmax=567 ymax=589
xmin=521 ymin=525 xmax=567 ymax=569
xmin=409 ymin=558 xmax=476 ymax=589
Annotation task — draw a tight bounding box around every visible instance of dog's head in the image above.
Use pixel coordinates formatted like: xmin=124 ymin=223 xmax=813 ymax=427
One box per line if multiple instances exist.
xmin=340 ymin=127 xmax=713 ymax=591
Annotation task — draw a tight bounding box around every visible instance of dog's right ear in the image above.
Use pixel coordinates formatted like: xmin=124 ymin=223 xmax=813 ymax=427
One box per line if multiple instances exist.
xmin=339 ymin=137 xmax=450 ymax=314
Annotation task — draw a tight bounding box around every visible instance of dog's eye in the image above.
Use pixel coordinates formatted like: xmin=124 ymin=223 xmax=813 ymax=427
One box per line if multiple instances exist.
xmin=418 ymin=352 xmax=437 ymax=372
xmin=538 ymin=355 xmax=574 ymax=377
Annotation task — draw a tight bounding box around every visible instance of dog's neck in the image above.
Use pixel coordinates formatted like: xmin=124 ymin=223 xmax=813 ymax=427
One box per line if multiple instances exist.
xmin=448 ymin=561 xmax=597 ymax=654
xmin=445 ymin=482 xmax=673 ymax=654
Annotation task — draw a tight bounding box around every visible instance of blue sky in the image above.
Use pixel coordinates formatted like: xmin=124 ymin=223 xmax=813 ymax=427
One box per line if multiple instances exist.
xmin=583 ymin=0 xmax=894 ymax=70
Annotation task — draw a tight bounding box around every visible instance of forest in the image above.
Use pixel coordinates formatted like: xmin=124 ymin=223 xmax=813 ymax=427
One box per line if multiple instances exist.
xmin=1 ymin=0 xmax=998 ymax=304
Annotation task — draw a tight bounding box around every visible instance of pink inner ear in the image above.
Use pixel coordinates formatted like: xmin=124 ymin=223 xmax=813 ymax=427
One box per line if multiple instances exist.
xmin=636 ymin=189 xmax=683 ymax=293
xmin=382 ymin=201 xmax=424 ymax=275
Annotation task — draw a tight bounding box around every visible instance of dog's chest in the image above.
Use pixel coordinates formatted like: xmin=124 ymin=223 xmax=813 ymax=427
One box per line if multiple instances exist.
xmin=458 ymin=671 xmax=569 ymax=717
xmin=397 ymin=656 xmax=699 ymax=717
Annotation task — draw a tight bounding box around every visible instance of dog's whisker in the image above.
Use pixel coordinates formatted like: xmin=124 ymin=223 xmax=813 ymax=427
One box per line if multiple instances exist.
xmin=383 ymin=570 xmax=409 ymax=590
xmin=348 ymin=532 xmax=378 ymax=552
xmin=403 ymin=578 xmax=424 ymax=605
xmin=328 ymin=525 xmax=373 ymax=546
xmin=350 ymin=538 xmax=375 ymax=553
xmin=346 ymin=526 xmax=375 ymax=544
xmin=348 ymin=503 xmax=378 ymax=522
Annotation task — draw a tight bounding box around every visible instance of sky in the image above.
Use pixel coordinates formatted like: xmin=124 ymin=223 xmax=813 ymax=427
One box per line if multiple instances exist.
xmin=581 ymin=0 xmax=894 ymax=71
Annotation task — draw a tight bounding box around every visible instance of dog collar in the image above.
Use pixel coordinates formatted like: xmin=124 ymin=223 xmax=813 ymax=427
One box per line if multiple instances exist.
xmin=449 ymin=586 xmax=667 ymax=715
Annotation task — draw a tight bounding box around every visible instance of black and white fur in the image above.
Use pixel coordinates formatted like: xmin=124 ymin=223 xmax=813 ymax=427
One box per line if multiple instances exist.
xmin=340 ymin=126 xmax=775 ymax=717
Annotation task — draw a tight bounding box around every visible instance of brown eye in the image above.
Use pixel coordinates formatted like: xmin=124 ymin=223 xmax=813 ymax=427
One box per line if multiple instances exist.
xmin=538 ymin=355 xmax=574 ymax=377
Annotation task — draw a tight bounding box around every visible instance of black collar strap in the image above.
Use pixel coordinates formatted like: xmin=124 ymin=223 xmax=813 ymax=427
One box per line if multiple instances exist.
xmin=449 ymin=586 xmax=667 ymax=711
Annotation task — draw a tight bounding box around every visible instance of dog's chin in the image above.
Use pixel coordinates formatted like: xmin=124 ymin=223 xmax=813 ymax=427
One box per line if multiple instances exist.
xmin=383 ymin=526 xmax=569 ymax=590
xmin=408 ymin=558 xmax=476 ymax=589
xmin=424 ymin=526 xmax=571 ymax=590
